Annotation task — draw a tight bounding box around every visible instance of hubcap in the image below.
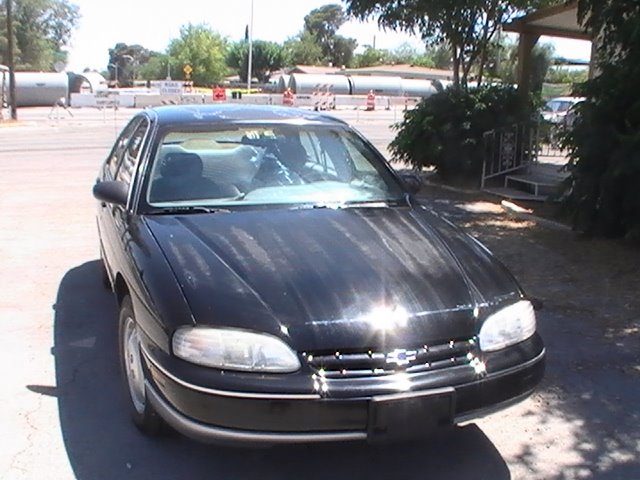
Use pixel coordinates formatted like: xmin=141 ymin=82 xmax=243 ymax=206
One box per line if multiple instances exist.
xmin=123 ymin=316 xmax=146 ymax=414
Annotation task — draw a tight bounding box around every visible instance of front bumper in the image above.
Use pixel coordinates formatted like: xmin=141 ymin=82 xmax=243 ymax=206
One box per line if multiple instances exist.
xmin=141 ymin=336 xmax=545 ymax=445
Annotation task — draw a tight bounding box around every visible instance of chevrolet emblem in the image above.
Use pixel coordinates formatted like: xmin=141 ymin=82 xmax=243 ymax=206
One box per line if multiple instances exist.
xmin=385 ymin=349 xmax=417 ymax=366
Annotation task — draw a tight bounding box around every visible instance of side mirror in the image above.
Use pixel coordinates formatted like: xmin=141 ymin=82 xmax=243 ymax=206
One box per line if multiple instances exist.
xmin=399 ymin=172 xmax=422 ymax=195
xmin=93 ymin=180 xmax=128 ymax=206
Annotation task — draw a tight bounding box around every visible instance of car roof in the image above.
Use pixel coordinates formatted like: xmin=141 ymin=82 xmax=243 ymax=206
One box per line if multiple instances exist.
xmin=144 ymin=104 xmax=349 ymax=127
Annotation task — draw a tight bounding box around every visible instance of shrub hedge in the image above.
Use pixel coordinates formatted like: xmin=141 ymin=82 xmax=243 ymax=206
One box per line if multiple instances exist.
xmin=390 ymin=85 xmax=537 ymax=182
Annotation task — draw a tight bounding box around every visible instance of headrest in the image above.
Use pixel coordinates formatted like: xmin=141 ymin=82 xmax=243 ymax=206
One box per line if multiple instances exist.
xmin=277 ymin=137 xmax=307 ymax=164
xmin=159 ymin=152 xmax=203 ymax=179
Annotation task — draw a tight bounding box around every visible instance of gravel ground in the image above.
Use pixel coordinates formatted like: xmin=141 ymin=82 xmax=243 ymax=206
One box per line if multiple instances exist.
xmin=415 ymin=183 xmax=640 ymax=479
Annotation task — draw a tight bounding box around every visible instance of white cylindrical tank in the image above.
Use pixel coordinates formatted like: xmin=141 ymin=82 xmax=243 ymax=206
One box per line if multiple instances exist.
xmin=399 ymin=78 xmax=438 ymax=97
xmin=349 ymin=75 xmax=404 ymax=96
xmin=288 ymin=74 xmax=351 ymax=95
xmin=431 ymin=79 xmax=454 ymax=92
xmin=276 ymin=75 xmax=290 ymax=93
xmin=14 ymin=72 xmax=68 ymax=107
xmin=69 ymin=71 xmax=108 ymax=94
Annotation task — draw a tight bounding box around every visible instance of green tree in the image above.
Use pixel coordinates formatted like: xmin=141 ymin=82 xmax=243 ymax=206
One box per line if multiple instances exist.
xmin=227 ymin=40 xmax=285 ymax=83
xmin=0 ymin=0 xmax=79 ymax=70
xmin=350 ymin=42 xmax=455 ymax=71
xmin=545 ymin=66 xmax=588 ymax=85
xmin=389 ymin=42 xmax=418 ymax=63
xmin=345 ymin=0 xmax=553 ymax=87
xmin=409 ymin=53 xmax=435 ymax=67
xmin=330 ymin=35 xmax=357 ymax=67
xmin=351 ymin=46 xmax=390 ymax=67
xmin=107 ymin=43 xmax=152 ymax=87
xmin=529 ymin=43 xmax=553 ymax=92
xmin=137 ymin=53 xmax=172 ymax=81
xmin=483 ymin=37 xmax=552 ymax=92
xmin=303 ymin=4 xmax=345 ymax=54
xmin=559 ymin=0 xmax=640 ymax=239
xmin=282 ymin=4 xmax=357 ymax=67
xmin=302 ymin=4 xmax=357 ymax=66
xmin=351 ymin=43 xmax=429 ymax=68
xmin=427 ymin=42 xmax=452 ymax=69
xmin=283 ymin=31 xmax=324 ymax=65
xmin=167 ymin=23 xmax=228 ymax=85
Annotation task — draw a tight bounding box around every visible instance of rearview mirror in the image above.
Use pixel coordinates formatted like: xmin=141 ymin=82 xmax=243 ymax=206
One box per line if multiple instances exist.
xmin=93 ymin=180 xmax=128 ymax=206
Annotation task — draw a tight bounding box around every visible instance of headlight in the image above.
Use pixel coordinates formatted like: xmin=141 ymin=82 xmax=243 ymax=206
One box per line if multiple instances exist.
xmin=478 ymin=300 xmax=536 ymax=352
xmin=172 ymin=327 xmax=301 ymax=373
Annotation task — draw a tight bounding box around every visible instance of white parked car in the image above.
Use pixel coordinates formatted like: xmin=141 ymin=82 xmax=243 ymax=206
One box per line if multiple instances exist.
xmin=541 ymin=96 xmax=585 ymax=124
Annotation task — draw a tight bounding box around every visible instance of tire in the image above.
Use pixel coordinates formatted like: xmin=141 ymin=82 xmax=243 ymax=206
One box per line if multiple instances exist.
xmin=118 ymin=295 xmax=164 ymax=435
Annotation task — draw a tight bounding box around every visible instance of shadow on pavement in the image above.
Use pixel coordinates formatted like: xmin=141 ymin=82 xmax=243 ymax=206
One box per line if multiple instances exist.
xmin=52 ymin=260 xmax=510 ymax=480
xmin=419 ymin=187 xmax=640 ymax=478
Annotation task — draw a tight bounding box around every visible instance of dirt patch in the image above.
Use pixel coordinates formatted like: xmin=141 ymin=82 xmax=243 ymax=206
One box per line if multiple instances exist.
xmin=418 ymin=182 xmax=640 ymax=341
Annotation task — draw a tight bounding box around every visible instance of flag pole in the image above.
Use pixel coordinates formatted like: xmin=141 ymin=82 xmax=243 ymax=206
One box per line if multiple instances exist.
xmin=247 ymin=0 xmax=254 ymax=92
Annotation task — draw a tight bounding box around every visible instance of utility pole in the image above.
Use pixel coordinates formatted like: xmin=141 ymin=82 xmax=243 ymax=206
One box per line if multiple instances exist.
xmin=6 ymin=0 xmax=17 ymax=120
xmin=247 ymin=0 xmax=254 ymax=92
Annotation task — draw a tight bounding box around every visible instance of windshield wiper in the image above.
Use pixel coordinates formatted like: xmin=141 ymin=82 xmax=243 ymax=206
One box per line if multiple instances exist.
xmin=289 ymin=200 xmax=395 ymax=211
xmin=150 ymin=206 xmax=231 ymax=215
xmin=339 ymin=201 xmax=391 ymax=208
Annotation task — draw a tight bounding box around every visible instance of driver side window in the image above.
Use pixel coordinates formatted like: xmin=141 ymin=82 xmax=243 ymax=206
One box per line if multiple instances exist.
xmin=105 ymin=119 xmax=142 ymax=179
xmin=115 ymin=119 xmax=149 ymax=188
xmin=299 ymin=131 xmax=338 ymax=177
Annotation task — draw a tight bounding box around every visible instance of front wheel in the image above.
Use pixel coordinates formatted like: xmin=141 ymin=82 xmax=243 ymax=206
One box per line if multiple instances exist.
xmin=119 ymin=295 xmax=163 ymax=435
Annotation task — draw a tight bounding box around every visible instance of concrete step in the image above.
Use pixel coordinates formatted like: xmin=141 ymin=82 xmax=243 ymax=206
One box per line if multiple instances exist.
xmin=505 ymin=172 xmax=566 ymax=197
xmin=483 ymin=186 xmax=548 ymax=202
xmin=506 ymin=173 xmax=564 ymax=187
xmin=527 ymin=162 xmax=571 ymax=178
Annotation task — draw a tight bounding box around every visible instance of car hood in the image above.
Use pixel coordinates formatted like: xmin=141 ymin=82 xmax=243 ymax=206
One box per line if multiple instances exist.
xmin=145 ymin=205 xmax=520 ymax=351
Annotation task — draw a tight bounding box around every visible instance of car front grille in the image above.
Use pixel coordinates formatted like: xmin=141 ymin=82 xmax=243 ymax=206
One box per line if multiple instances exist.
xmin=304 ymin=338 xmax=477 ymax=379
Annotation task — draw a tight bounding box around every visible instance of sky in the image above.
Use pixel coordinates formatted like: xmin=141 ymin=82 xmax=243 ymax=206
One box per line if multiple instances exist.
xmin=65 ymin=0 xmax=593 ymax=72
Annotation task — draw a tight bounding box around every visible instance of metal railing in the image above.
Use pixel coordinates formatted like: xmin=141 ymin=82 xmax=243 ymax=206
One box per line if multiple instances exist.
xmin=481 ymin=122 xmax=537 ymax=189
xmin=537 ymin=120 xmax=570 ymax=158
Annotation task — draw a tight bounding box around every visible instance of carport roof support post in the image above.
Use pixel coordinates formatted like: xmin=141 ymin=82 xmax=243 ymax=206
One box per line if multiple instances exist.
xmin=517 ymin=31 xmax=540 ymax=100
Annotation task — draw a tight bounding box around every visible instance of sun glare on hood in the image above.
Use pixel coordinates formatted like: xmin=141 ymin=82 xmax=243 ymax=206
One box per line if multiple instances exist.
xmin=361 ymin=305 xmax=409 ymax=331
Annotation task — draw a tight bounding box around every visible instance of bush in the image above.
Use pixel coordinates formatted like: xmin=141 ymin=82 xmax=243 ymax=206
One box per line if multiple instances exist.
xmin=559 ymin=0 xmax=640 ymax=241
xmin=561 ymin=66 xmax=640 ymax=240
xmin=390 ymin=85 xmax=536 ymax=182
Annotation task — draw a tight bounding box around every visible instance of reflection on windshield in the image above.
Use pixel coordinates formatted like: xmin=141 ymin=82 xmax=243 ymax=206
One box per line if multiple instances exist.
xmin=146 ymin=124 xmax=404 ymax=208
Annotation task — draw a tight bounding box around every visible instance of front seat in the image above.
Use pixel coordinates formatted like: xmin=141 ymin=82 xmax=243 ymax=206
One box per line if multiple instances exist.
xmin=150 ymin=152 xmax=239 ymax=202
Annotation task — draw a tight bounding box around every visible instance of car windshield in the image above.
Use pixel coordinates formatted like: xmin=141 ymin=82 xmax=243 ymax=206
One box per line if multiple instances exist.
xmin=145 ymin=123 xmax=405 ymax=209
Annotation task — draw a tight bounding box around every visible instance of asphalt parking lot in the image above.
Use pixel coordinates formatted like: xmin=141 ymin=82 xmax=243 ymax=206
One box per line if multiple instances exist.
xmin=1 ymin=106 xmax=638 ymax=480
